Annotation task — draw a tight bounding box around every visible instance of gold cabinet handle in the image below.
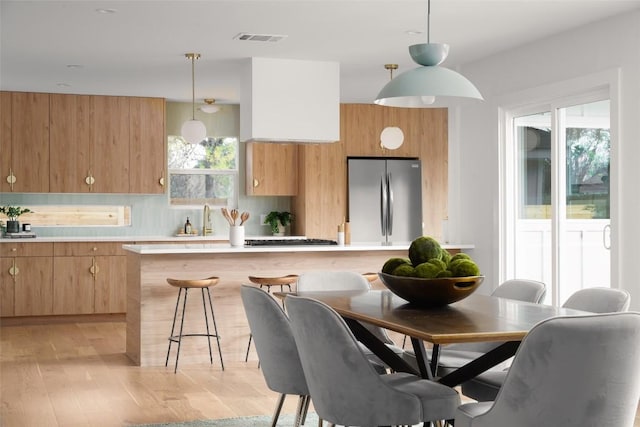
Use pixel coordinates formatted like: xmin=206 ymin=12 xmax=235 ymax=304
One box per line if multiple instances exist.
xmin=9 ymin=259 xmax=18 ymax=282
xmin=11 ymin=247 xmax=17 ymax=252
xmin=6 ymin=169 xmax=16 ymax=190
xmin=159 ymin=177 xmax=165 ymax=186
xmin=89 ymin=258 xmax=99 ymax=278
xmin=92 ymin=247 xmax=98 ymax=252
xmin=85 ymin=175 xmax=95 ymax=185
xmin=253 ymin=179 xmax=259 ymax=188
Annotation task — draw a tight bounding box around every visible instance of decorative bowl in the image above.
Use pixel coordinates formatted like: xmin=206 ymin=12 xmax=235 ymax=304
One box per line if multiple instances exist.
xmin=378 ymin=272 xmax=484 ymax=306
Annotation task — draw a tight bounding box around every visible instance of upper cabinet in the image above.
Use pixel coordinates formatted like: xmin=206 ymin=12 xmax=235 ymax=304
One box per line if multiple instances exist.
xmin=129 ymin=97 xmax=166 ymax=194
xmin=344 ymin=104 xmax=424 ymax=157
xmin=4 ymin=91 xmax=166 ymax=194
xmin=1 ymin=92 xmax=50 ymax=192
xmin=246 ymin=141 xmax=298 ymax=196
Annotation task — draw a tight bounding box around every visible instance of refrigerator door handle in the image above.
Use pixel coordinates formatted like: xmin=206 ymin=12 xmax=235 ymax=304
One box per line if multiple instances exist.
xmin=387 ymin=173 xmax=394 ymax=235
xmin=380 ymin=176 xmax=387 ymax=236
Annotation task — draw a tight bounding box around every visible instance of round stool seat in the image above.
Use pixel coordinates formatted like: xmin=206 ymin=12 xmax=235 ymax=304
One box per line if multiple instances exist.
xmin=167 ymin=276 xmax=219 ymax=288
xmin=248 ymin=274 xmax=298 ymax=287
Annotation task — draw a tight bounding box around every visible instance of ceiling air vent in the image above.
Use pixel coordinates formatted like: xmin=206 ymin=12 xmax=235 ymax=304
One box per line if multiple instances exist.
xmin=233 ymin=32 xmax=287 ymax=43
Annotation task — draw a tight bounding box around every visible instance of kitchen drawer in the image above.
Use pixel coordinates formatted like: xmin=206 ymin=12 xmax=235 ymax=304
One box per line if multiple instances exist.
xmin=0 ymin=242 xmax=54 ymax=257
xmin=53 ymin=242 xmax=128 ymax=256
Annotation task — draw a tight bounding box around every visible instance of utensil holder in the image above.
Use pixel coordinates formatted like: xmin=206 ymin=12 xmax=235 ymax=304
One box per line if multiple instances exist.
xmin=229 ymin=225 xmax=245 ymax=247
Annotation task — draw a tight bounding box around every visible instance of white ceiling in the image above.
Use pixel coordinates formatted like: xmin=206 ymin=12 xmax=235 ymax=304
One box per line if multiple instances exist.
xmin=2 ymin=0 xmax=639 ymax=104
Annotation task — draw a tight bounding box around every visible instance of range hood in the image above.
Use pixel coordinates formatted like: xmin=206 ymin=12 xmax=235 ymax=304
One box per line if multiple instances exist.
xmin=240 ymin=57 xmax=340 ymax=144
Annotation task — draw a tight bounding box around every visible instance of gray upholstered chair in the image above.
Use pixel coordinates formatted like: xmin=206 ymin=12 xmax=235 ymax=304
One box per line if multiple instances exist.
xmin=297 ymin=271 xmax=406 ymax=366
xmin=455 ymin=312 xmax=640 ymax=427
xmin=240 ymin=285 xmax=312 ymax=427
xmin=403 ymin=279 xmax=547 ymax=375
xmin=461 ymin=286 xmax=631 ymax=402
xmin=286 ymin=294 xmax=460 ymax=427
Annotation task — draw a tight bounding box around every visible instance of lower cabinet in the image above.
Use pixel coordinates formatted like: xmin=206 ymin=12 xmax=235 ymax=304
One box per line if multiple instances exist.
xmin=0 ymin=243 xmax=54 ymax=317
xmin=1 ymin=241 xmax=126 ymax=318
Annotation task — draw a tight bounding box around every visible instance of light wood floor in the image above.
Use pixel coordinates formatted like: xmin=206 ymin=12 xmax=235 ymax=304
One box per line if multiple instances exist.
xmin=1 ymin=320 xmax=639 ymax=427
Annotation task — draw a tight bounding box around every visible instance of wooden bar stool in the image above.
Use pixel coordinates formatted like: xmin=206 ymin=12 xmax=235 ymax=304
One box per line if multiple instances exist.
xmin=165 ymin=276 xmax=224 ymax=373
xmin=244 ymin=274 xmax=298 ymax=363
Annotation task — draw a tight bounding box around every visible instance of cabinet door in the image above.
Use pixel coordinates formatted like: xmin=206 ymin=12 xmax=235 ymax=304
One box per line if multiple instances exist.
xmin=129 ymin=97 xmax=166 ymax=194
xmin=344 ymin=104 xmax=384 ymax=156
xmin=52 ymin=256 xmax=94 ymax=315
xmin=0 ymin=92 xmax=12 ymax=193
xmin=246 ymin=142 xmax=298 ymax=195
xmin=92 ymin=96 xmax=130 ymax=193
xmin=10 ymin=92 xmax=50 ymax=192
xmin=14 ymin=256 xmax=53 ymax=316
xmin=49 ymin=94 xmax=92 ymax=192
xmin=94 ymin=255 xmax=127 ymax=313
xmin=0 ymin=258 xmax=14 ymax=316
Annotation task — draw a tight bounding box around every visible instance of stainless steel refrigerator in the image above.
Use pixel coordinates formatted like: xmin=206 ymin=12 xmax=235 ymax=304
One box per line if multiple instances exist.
xmin=347 ymin=158 xmax=423 ymax=244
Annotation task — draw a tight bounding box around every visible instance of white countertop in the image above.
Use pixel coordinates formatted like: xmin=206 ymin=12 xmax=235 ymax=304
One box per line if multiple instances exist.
xmin=122 ymin=242 xmax=474 ymax=255
xmin=0 ymin=235 xmax=228 ymax=243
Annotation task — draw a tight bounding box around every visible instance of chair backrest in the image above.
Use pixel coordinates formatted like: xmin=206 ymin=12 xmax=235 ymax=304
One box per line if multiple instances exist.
xmin=285 ymin=295 xmax=425 ymax=426
xmin=296 ymin=270 xmax=394 ymax=345
xmin=240 ymin=285 xmax=308 ymax=396
xmin=492 ymin=279 xmax=546 ymax=303
xmin=562 ymin=287 xmax=630 ymax=313
xmin=296 ymin=270 xmax=370 ymax=292
xmin=464 ymin=312 xmax=640 ymax=427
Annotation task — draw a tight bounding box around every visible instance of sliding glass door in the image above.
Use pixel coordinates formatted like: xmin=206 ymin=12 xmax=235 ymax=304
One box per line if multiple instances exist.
xmin=506 ymin=98 xmax=611 ymax=305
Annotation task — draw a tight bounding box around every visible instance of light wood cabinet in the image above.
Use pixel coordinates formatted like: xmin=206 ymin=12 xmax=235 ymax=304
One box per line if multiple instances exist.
xmin=92 ymin=96 xmax=130 ymax=193
xmin=1 ymin=91 xmax=50 ymax=192
xmin=129 ymin=97 xmax=166 ymax=194
xmin=344 ymin=103 xmax=422 ymax=157
xmin=49 ymin=94 xmax=92 ymax=193
xmin=246 ymin=142 xmax=298 ymax=196
xmin=0 ymin=243 xmax=54 ymax=317
xmin=52 ymin=242 xmax=127 ymax=315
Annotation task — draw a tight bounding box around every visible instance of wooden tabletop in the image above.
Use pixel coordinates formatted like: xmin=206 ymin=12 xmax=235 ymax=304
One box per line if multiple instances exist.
xmin=288 ymin=289 xmax=587 ymax=345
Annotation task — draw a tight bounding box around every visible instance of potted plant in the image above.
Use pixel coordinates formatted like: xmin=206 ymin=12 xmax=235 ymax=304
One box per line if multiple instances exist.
xmin=0 ymin=206 xmax=32 ymax=233
xmin=265 ymin=211 xmax=293 ymax=236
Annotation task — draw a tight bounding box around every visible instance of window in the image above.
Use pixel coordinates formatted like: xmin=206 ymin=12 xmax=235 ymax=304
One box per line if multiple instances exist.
xmin=168 ymin=136 xmax=239 ymax=207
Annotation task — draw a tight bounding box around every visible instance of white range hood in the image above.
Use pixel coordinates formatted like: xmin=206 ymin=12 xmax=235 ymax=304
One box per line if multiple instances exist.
xmin=240 ymin=57 xmax=340 ymax=144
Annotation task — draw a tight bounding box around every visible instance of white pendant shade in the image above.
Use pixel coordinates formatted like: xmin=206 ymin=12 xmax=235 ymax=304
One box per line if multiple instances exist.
xmin=181 ymin=119 xmax=207 ymax=144
xmin=375 ymin=65 xmax=483 ymax=108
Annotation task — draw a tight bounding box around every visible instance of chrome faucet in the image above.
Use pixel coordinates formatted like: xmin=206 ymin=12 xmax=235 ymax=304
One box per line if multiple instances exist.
xmin=203 ymin=204 xmax=213 ymax=236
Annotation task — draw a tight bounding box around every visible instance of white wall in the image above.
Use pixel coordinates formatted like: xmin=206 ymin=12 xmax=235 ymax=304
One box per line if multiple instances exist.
xmin=450 ymin=10 xmax=640 ymax=309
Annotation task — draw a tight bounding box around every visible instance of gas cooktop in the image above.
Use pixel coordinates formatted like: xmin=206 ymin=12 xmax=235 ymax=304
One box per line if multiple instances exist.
xmin=244 ymin=238 xmax=337 ymax=246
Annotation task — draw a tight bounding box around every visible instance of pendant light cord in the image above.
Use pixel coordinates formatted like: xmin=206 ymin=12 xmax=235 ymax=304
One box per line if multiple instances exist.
xmin=427 ymin=0 xmax=431 ymax=44
xmin=191 ymin=55 xmax=196 ymax=120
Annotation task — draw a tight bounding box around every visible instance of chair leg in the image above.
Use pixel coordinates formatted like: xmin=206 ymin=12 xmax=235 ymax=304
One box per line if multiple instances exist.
xmin=245 ymin=333 xmax=253 ymax=362
xmin=270 ymin=393 xmax=286 ymax=427
xmin=300 ymin=395 xmax=311 ymax=424
xmin=294 ymin=395 xmax=306 ymax=427
xmin=201 ymin=288 xmax=214 ymax=365
xmin=165 ymin=287 xmax=183 ymax=368
xmin=205 ymin=287 xmax=224 ymax=370
xmin=173 ymin=287 xmax=189 ymax=373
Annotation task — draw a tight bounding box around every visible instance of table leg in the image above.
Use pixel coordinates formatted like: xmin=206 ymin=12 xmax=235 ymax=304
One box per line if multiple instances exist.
xmin=410 ymin=337 xmax=434 ymax=380
xmin=437 ymin=341 xmax=520 ymax=387
xmin=344 ymin=318 xmax=419 ymax=376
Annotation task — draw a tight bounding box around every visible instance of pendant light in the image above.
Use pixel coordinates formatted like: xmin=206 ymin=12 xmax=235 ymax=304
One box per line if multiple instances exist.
xmin=181 ymin=53 xmax=207 ymax=144
xmin=380 ymin=64 xmax=405 ymax=150
xmin=200 ymin=98 xmax=220 ymax=114
xmin=374 ymin=0 xmax=483 ymax=108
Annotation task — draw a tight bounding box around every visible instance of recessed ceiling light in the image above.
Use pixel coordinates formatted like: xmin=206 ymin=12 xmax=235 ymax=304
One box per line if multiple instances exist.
xmin=56 ymin=83 xmax=71 ymax=87
xmin=66 ymin=64 xmax=83 ymax=69
xmin=406 ymin=30 xmax=423 ymax=36
xmin=95 ymin=8 xmax=117 ymax=14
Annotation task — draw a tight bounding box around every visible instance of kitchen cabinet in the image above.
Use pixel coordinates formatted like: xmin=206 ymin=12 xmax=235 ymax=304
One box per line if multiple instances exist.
xmin=0 ymin=243 xmax=54 ymax=317
xmin=292 ymin=106 xmax=347 ymax=239
xmin=49 ymin=94 xmax=92 ymax=193
xmin=50 ymin=94 xmax=130 ymax=193
xmin=129 ymin=97 xmax=166 ymax=194
xmin=246 ymin=142 xmax=298 ymax=196
xmin=0 ymin=91 xmax=50 ymax=193
xmin=52 ymin=242 xmax=127 ymax=315
xmin=344 ymin=104 xmax=423 ymax=157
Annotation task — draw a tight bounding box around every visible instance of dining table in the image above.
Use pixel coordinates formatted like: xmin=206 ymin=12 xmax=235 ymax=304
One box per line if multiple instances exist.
xmin=278 ymin=289 xmax=587 ymax=387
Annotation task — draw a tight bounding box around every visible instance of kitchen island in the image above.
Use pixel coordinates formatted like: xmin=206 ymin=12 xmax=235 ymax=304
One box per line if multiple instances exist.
xmin=123 ymin=242 xmax=473 ymax=367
